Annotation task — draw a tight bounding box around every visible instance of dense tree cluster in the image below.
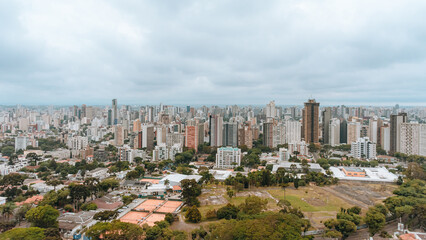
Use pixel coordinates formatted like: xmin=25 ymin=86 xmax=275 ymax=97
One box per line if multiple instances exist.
xmin=324 ymin=207 xmax=362 ymax=239
xmin=384 ymin=179 xmax=425 ymax=230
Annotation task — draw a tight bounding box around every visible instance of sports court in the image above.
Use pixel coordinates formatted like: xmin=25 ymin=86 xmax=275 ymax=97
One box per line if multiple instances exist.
xmin=119 ymin=211 xmax=149 ymax=224
xmin=142 ymin=213 xmax=166 ymax=226
xmin=156 ymin=201 xmax=183 ymax=213
xmin=134 ymin=199 xmax=165 ymax=212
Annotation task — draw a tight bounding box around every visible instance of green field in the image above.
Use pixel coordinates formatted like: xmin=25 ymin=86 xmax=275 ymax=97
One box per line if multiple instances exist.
xmin=267 ymin=187 xmax=352 ymax=212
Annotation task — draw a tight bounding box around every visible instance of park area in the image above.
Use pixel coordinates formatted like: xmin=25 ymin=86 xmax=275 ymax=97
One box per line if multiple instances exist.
xmin=191 ymin=181 xmax=397 ymax=229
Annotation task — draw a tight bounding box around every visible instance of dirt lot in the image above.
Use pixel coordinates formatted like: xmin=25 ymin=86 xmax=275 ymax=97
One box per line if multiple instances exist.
xmin=174 ymin=182 xmax=397 ymax=231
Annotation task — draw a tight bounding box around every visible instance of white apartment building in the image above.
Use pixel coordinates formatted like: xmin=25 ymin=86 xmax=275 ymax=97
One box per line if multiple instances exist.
xmin=287 ymin=141 xmax=308 ymax=156
xmin=279 ymin=148 xmax=290 ymax=162
xmin=15 ymin=136 xmax=29 ymax=151
xmin=351 ymin=137 xmax=376 ymax=160
xmin=380 ymin=126 xmax=390 ymax=152
xmin=329 ymin=118 xmax=341 ymax=147
xmin=215 ymin=147 xmax=241 ymax=169
xmin=400 ymin=123 xmax=426 ymax=157
xmin=284 ymin=120 xmax=301 ymax=144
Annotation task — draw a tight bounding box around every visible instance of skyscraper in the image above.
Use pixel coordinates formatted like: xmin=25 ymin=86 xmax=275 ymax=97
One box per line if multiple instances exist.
xmin=209 ymin=114 xmax=223 ymax=147
xmin=263 ymin=122 xmax=274 ymax=148
xmin=112 ymin=99 xmax=118 ymax=125
xmin=223 ymin=122 xmax=238 ymax=147
xmin=303 ymin=99 xmax=320 ymax=144
xmin=322 ymin=107 xmax=332 ymax=144
xmin=390 ymin=112 xmax=407 ymax=153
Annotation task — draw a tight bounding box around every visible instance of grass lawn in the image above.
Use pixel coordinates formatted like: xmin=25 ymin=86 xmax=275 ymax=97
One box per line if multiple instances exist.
xmin=268 ymin=186 xmax=352 ymax=212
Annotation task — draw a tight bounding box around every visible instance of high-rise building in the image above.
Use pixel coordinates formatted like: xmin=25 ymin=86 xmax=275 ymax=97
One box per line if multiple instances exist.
xmin=399 ymin=123 xmax=426 ymax=156
xmin=107 ymin=109 xmax=112 ymax=126
xmin=368 ymin=117 xmax=378 ymax=143
xmin=141 ymin=125 xmax=155 ymax=151
xmin=351 ymin=137 xmax=376 ymax=159
xmin=347 ymin=121 xmax=361 ymax=144
xmin=114 ymin=125 xmax=124 ymax=146
xmin=133 ymin=119 xmax=141 ymax=133
xmin=265 ymin=100 xmax=277 ymax=119
xmin=215 ymin=147 xmax=241 ymax=169
xmin=223 ymin=122 xmax=238 ymax=147
xmin=284 ymin=120 xmax=301 ymax=144
xmin=390 ymin=113 xmax=407 ymax=153
xmin=15 ymin=136 xmax=28 ymax=151
xmin=209 ymin=114 xmax=223 ymax=147
xmin=302 ymin=99 xmax=320 ymax=143
xmin=112 ymin=99 xmax=118 ymax=125
xmin=380 ymin=125 xmax=390 ymax=153
xmin=329 ymin=118 xmax=341 ymax=147
xmin=185 ymin=125 xmax=199 ymax=150
xmin=263 ymin=122 xmax=274 ymax=148
xmin=340 ymin=119 xmax=348 ymax=144
xmin=322 ymin=107 xmax=332 ymax=144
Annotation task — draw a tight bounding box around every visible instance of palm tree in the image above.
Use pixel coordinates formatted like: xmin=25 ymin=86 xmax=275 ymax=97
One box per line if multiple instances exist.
xmin=1 ymin=202 xmax=17 ymax=221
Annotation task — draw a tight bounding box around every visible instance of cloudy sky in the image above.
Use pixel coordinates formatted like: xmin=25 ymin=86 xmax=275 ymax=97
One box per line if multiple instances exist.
xmin=0 ymin=0 xmax=425 ymax=106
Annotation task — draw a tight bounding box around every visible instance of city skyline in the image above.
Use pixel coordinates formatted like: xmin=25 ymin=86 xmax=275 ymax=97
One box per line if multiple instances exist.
xmin=1 ymin=1 xmax=426 ymax=106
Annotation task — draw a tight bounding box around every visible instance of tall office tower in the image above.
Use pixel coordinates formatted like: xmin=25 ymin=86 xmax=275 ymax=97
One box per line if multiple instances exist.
xmin=302 ymin=99 xmax=320 ymax=143
xmin=265 ymin=100 xmax=277 ymax=119
xmin=107 ymin=109 xmax=112 ymax=126
xmin=380 ymin=126 xmax=390 ymax=152
xmin=368 ymin=116 xmax=378 ymax=143
xmin=222 ymin=122 xmax=238 ymax=147
xmin=133 ymin=119 xmax=141 ymax=133
xmin=81 ymin=104 xmax=87 ymax=118
xmin=340 ymin=119 xmax=348 ymax=144
xmin=329 ymin=118 xmax=341 ymax=147
xmin=112 ymin=99 xmax=118 ymax=125
xmin=263 ymin=122 xmax=274 ymax=148
xmin=347 ymin=122 xmax=361 ymax=144
xmin=290 ymin=107 xmax=297 ymax=119
xmin=147 ymin=107 xmax=154 ymax=123
xmin=114 ymin=125 xmax=124 ymax=146
xmin=390 ymin=112 xmax=407 ymax=153
xmin=351 ymin=137 xmax=376 ymax=159
xmin=209 ymin=114 xmax=223 ymax=147
xmin=141 ymin=125 xmax=155 ymax=151
xmin=284 ymin=120 xmax=301 ymax=144
xmin=400 ymin=123 xmax=426 ymax=156
xmin=322 ymin=107 xmax=332 ymax=144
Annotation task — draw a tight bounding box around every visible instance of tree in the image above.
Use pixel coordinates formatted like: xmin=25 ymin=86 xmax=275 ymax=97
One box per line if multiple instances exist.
xmin=69 ymin=184 xmax=90 ymax=210
xmin=181 ymin=179 xmax=201 ymax=206
xmin=0 ymin=227 xmax=45 ymax=240
xmin=93 ymin=210 xmax=118 ymax=222
xmin=239 ymin=195 xmax=268 ymax=215
xmin=25 ymin=205 xmax=59 ymax=228
xmin=226 ymin=188 xmax=234 ymax=199
xmin=46 ymin=179 xmax=63 ymax=191
xmin=15 ymin=204 xmax=32 ymax=225
xmin=185 ymin=206 xmax=201 ymax=223
xmin=165 ymin=213 xmax=174 ymax=224
xmin=404 ymin=162 xmax=425 ymax=180
xmin=1 ymin=203 xmax=16 ymax=221
xmin=324 ymin=218 xmax=357 ymax=239
xmin=81 ymin=202 xmax=98 ymax=211
xmin=365 ymin=208 xmax=386 ymax=236
xmin=1 ymin=146 xmax=14 ymax=157
xmin=217 ymin=204 xmax=239 ymax=220
xmin=86 ymin=220 xmax=144 ymax=240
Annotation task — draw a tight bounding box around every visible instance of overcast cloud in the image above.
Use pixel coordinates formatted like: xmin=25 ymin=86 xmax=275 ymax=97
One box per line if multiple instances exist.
xmin=0 ymin=0 xmax=425 ymax=106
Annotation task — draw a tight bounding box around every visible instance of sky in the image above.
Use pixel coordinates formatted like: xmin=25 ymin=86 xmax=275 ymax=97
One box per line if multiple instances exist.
xmin=0 ymin=0 xmax=425 ymax=106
